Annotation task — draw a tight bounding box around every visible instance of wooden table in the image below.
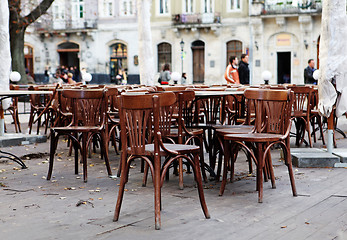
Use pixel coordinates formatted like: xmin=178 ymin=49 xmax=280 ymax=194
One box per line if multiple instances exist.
xmin=0 ymin=90 xmax=53 ymax=169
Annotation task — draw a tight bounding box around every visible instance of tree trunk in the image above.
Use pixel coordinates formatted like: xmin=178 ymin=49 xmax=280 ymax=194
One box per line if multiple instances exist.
xmin=137 ymin=0 xmax=155 ymax=86
xmin=9 ymin=28 xmax=27 ymax=84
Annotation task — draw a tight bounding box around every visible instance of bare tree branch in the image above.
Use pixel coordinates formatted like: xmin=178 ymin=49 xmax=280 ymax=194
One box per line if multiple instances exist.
xmin=23 ymin=0 xmax=55 ymax=27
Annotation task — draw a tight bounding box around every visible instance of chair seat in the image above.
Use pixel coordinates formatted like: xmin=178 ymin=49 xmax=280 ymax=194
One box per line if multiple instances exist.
xmin=214 ymin=124 xmax=253 ymax=130
xmin=224 ymin=132 xmax=284 ymax=142
xmin=215 ymin=126 xmax=253 ymax=136
xmin=168 ymin=127 xmax=204 ymax=136
xmin=53 ymin=126 xmax=102 ymax=132
xmin=128 ymin=143 xmax=200 ymax=155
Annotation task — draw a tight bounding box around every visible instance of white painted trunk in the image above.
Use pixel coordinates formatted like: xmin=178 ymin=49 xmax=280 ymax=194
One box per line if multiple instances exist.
xmin=0 ymin=1 xmax=11 ymax=110
xmin=318 ymin=0 xmax=347 ymax=118
xmin=137 ymin=0 xmax=155 ymax=86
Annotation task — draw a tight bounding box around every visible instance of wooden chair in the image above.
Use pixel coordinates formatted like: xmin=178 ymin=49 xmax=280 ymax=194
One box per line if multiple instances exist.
xmin=6 ymin=85 xmax=21 ymax=133
xmin=310 ymin=88 xmax=325 ymax=145
xmin=113 ymin=93 xmax=210 ymax=230
xmin=28 ymin=85 xmax=48 ymax=134
xmin=47 ymin=88 xmax=112 ymax=182
xmin=219 ymin=88 xmax=297 ymax=203
xmin=162 ymin=90 xmax=207 ymax=189
xmin=287 ymin=86 xmax=314 ymax=147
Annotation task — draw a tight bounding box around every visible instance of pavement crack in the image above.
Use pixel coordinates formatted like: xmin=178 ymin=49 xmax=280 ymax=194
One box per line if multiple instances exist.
xmin=3 ymin=188 xmax=34 ymax=192
xmin=96 ymin=217 xmax=152 ymax=236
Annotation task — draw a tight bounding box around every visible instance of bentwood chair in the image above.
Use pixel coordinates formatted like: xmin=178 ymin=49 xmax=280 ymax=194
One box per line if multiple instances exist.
xmin=6 ymin=85 xmax=21 ymax=133
xmin=219 ymin=88 xmax=297 ymax=203
xmin=47 ymin=88 xmax=112 ymax=182
xmin=114 ymin=93 xmax=210 ymax=230
xmin=287 ymin=86 xmax=314 ymax=147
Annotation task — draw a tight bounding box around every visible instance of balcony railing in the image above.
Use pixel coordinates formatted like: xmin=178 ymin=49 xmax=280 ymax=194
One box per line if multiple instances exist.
xmin=172 ymin=13 xmax=221 ymax=25
xmin=261 ymin=2 xmax=322 ymax=15
xmin=35 ymin=19 xmax=98 ymax=32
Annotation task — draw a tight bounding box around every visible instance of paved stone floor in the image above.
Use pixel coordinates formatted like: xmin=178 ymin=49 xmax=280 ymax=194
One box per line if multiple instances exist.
xmin=0 ymin=114 xmax=347 ymax=240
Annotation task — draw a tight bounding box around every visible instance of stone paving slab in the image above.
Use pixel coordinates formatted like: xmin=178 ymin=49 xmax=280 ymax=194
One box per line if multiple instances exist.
xmin=331 ymin=148 xmax=347 ymax=163
xmin=291 ymin=149 xmax=340 ymax=168
xmin=0 ymin=133 xmax=47 ymax=147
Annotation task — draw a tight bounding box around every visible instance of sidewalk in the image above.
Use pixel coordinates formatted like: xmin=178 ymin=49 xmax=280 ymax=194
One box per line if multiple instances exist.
xmin=0 ymin=116 xmax=346 ymax=239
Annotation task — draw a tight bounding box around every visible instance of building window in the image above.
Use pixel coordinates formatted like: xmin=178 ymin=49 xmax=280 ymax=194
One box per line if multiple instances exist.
xmin=120 ymin=0 xmax=135 ymax=16
xmin=157 ymin=43 xmax=172 ymax=72
xmin=71 ymin=0 xmax=84 ymax=19
xmin=202 ymin=0 xmax=214 ymax=13
xmin=183 ymin=0 xmax=194 ymax=13
xmin=227 ymin=0 xmax=241 ymax=11
xmin=226 ymin=40 xmax=242 ymax=66
xmin=52 ymin=0 xmax=65 ymax=20
xmin=159 ymin=0 xmax=170 ymax=15
xmin=100 ymin=0 xmax=114 ymax=17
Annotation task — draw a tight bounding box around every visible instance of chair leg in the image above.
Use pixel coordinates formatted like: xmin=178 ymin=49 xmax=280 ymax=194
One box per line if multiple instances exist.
xmin=306 ymin=120 xmax=313 ymax=148
xmin=28 ymin=109 xmax=35 ymax=134
xmin=285 ymin=138 xmax=297 ymax=196
xmin=199 ymin=135 xmax=208 ymax=183
xmin=100 ymin=131 xmax=112 ymax=176
xmin=256 ymin=143 xmax=264 ymax=203
xmin=154 ymin=154 xmax=161 ymax=230
xmin=317 ymin=116 xmax=326 ymax=145
xmin=142 ymin=162 xmax=149 ymax=187
xmin=47 ymin=130 xmax=59 ymax=180
xmin=16 ymin=111 xmax=21 ymax=133
xmin=81 ymin=133 xmax=88 ymax=182
xmin=178 ymin=157 xmax=184 ymax=190
xmin=192 ymin=153 xmax=210 ymax=219
xmin=219 ymin=140 xmax=230 ymax=196
xmin=113 ymin=159 xmax=130 ymax=222
xmin=73 ymin=138 xmax=79 ymax=175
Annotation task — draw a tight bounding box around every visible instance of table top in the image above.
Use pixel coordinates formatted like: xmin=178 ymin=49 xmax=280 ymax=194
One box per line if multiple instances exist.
xmin=194 ymin=90 xmax=244 ymax=96
xmin=0 ymin=90 xmax=53 ymax=96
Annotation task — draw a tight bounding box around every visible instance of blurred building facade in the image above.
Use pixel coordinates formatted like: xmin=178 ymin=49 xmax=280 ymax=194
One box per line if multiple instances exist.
xmin=25 ymin=0 xmax=323 ymax=85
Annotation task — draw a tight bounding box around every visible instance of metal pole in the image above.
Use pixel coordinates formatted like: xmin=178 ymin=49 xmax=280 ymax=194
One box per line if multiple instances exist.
xmin=181 ymin=49 xmax=183 ymax=75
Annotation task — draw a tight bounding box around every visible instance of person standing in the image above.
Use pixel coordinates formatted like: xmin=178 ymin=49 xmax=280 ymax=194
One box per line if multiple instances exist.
xmin=224 ymin=56 xmax=239 ymax=84
xmin=238 ymin=54 xmax=250 ymax=85
xmin=304 ymin=59 xmax=317 ymax=84
xmin=159 ymin=63 xmax=171 ymax=85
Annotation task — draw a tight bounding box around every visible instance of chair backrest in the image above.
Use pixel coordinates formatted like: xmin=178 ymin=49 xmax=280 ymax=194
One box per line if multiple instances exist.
xmin=119 ymin=92 xmax=176 ymax=155
xmin=176 ymin=90 xmax=196 ymax=129
xmin=287 ymin=86 xmax=313 ymax=117
xmin=244 ymin=88 xmax=293 ymax=135
xmin=62 ymin=88 xmax=106 ymax=127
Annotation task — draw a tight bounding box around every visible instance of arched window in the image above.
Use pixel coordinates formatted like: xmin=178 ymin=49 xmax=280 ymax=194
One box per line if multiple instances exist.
xmin=226 ymin=40 xmax=242 ymax=66
xmin=157 ymin=42 xmax=172 ymax=72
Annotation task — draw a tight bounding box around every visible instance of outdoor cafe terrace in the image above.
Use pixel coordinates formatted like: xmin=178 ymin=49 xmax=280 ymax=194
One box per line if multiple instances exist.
xmin=0 ymin=83 xmax=347 ymax=239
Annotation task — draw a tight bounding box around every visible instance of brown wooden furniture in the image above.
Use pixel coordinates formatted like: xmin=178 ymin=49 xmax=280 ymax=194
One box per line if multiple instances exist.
xmin=6 ymin=85 xmax=21 ymax=133
xmin=47 ymin=88 xmax=112 ymax=182
xmin=113 ymin=93 xmax=210 ymax=230
xmin=219 ymin=88 xmax=297 ymax=203
xmin=288 ymin=86 xmax=314 ymax=147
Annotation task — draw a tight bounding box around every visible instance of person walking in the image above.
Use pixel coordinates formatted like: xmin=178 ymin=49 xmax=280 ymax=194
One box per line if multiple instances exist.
xmin=159 ymin=63 xmax=171 ymax=85
xmin=238 ymin=54 xmax=250 ymax=85
xmin=304 ymin=59 xmax=317 ymax=84
xmin=224 ymin=56 xmax=239 ymax=84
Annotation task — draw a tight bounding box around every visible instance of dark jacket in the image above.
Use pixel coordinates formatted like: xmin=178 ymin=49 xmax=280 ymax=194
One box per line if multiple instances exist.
xmin=238 ymin=60 xmax=250 ymax=84
xmin=304 ymin=66 xmax=316 ymax=84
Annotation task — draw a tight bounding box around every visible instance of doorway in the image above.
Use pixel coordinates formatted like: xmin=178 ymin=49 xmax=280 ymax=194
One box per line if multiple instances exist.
xmin=192 ymin=40 xmax=205 ymax=83
xmin=24 ymin=45 xmax=34 ymax=78
xmin=110 ymin=43 xmax=128 ymax=83
xmin=277 ymin=52 xmax=291 ymax=84
xmin=57 ymin=42 xmax=80 ymax=68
